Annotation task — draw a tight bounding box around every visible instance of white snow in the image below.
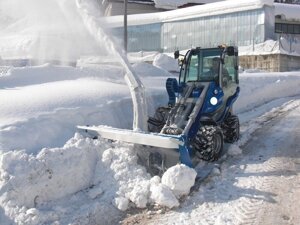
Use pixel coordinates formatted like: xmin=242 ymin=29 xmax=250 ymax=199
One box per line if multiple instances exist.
xmin=1 ymin=53 xmax=300 ymax=225
xmin=161 ymin=164 xmax=197 ymax=197
xmin=153 ymin=53 xmax=180 ymax=72
xmin=150 ymin=183 xmax=180 ymax=208
xmin=105 ymin=0 xmax=274 ymax=27
xmin=0 ymin=0 xmax=102 ymax=62
xmin=154 ymin=0 xmax=225 ymax=10
xmin=274 ymin=2 xmax=300 ymax=21
xmin=1 ymin=0 xmax=300 ymax=224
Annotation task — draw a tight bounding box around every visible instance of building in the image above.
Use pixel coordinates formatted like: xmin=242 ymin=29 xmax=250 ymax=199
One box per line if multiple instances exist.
xmin=101 ymin=0 xmax=165 ymax=16
xmin=104 ymin=0 xmax=300 ymax=71
xmin=101 ymin=0 xmax=226 ymax=15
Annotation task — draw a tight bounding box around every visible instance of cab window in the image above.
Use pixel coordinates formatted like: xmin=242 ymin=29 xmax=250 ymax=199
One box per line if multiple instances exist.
xmin=224 ymin=56 xmax=237 ymax=83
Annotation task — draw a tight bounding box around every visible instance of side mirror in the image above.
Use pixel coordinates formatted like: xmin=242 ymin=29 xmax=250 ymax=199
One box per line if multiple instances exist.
xmin=174 ymin=50 xmax=180 ymax=59
xmin=227 ymin=47 xmax=235 ymax=56
xmin=178 ymin=58 xmax=184 ymax=66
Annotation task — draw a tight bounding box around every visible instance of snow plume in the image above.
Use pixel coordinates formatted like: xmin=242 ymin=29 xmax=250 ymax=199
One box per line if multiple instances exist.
xmin=0 ymin=0 xmax=102 ymax=64
xmin=75 ymin=0 xmax=148 ymax=131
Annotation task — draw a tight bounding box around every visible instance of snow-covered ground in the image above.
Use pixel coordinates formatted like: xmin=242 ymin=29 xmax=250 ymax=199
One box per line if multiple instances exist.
xmin=131 ymin=98 xmax=300 ymax=225
xmin=1 ymin=55 xmax=300 ymax=225
xmin=1 ymin=0 xmax=300 ymax=224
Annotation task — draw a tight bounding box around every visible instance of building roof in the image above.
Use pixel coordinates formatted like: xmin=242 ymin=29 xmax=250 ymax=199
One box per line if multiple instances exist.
xmin=105 ymin=0 xmax=274 ymax=27
xmin=274 ymin=2 xmax=300 ymax=21
xmin=109 ymin=0 xmax=154 ymax=4
xmin=154 ymin=0 xmax=226 ymax=10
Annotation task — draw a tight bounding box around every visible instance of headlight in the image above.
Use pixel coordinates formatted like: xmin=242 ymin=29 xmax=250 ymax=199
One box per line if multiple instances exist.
xmin=210 ymin=97 xmax=218 ymax=105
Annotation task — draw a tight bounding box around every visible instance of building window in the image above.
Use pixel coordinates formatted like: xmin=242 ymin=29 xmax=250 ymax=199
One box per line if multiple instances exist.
xmin=275 ymin=23 xmax=300 ymax=34
xmin=275 ymin=23 xmax=282 ymax=33
xmin=288 ymin=24 xmax=294 ymax=33
xmin=295 ymin=25 xmax=300 ymax=34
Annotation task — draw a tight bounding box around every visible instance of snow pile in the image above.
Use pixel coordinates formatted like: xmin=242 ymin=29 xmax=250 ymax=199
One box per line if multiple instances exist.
xmin=0 ymin=135 xmax=98 ymax=207
xmin=103 ymin=146 xmax=196 ymax=210
xmin=0 ymin=134 xmax=112 ymax=224
xmin=153 ymin=53 xmax=180 ymax=72
xmin=0 ymin=130 xmax=197 ymax=224
xmin=132 ymin=61 xmax=173 ymax=77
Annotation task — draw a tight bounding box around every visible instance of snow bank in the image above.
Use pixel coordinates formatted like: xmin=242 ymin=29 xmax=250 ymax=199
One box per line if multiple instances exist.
xmin=236 ymin=72 xmax=300 ymax=114
xmin=0 ymin=126 xmax=198 ymax=224
xmin=132 ymin=61 xmax=174 ymax=77
xmin=0 ymin=134 xmax=99 ymax=208
xmin=1 ymin=132 xmax=187 ymax=224
xmin=153 ymin=53 xmax=180 ymax=72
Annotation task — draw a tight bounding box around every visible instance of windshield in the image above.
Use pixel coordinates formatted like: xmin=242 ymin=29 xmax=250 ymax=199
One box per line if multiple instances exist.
xmin=182 ymin=48 xmax=223 ymax=83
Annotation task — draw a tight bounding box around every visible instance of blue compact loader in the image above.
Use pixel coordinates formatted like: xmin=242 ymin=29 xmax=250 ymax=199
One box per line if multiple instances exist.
xmin=79 ymin=46 xmax=240 ymax=173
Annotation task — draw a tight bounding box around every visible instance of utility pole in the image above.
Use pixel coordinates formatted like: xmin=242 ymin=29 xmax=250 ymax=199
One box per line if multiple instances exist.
xmin=124 ymin=0 xmax=128 ymax=52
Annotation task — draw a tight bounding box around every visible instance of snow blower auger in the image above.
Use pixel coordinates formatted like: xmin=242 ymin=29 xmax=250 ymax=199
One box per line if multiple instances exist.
xmin=78 ymin=45 xmax=240 ymax=173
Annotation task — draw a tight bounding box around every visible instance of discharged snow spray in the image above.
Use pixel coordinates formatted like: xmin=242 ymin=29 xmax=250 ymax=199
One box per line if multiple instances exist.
xmin=0 ymin=0 xmax=148 ymax=130
xmin=75 ymin=0 xmax=148 ymax=131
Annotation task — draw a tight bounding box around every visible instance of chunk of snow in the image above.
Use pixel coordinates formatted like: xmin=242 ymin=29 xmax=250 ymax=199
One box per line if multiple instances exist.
xmin=114 ymin=197 xmax=129 ymax=211
xmin=150 ymin=184 xmax=179 ymax=208
xmin=87 ymin=185 xmax=104 ymax=199
xmin=150 ymin=175 xmax=161 ymax=185
xmin=211 ymin=167 xmax=221 ymax=176
xmin=127 ymin=182 xmax=150 ymax=208
xmin=227 ymin=144 xmax=243 ymax=156
xmin=161 ymin=164 xmax=197 ymax=197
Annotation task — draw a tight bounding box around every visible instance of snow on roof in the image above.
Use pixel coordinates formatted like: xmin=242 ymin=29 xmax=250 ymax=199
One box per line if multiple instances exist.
xmin=154 ymin=0 xmax=225 ymax=10
xmin=113 ymin=0 xmax=154 ymax=4
xmin=274 ymin=3 xmax=300 ymax=21
xmin=105 ymin=0 xmax=274 ymax=27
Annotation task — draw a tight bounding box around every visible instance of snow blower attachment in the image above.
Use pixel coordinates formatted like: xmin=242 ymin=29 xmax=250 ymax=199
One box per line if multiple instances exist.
xmin=78 ymin=46 xmax=240 ymax=172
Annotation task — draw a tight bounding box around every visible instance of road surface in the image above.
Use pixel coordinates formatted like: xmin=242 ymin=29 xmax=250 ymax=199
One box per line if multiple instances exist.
xmin=122 ymin=99 xmax=300 ymax=225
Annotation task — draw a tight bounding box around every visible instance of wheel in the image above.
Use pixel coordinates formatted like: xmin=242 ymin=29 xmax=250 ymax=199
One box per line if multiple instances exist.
xmin=148 ymin=107 xmax=171 ymax=132
xmin=191 ymin=125 xmax=224 ymax=161
xmin=222 ymin=114 xmax=240 ymax=143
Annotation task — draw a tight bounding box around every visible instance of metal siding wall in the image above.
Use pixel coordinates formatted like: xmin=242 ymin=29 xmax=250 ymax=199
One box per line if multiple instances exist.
xmin=111 ymin=23 xmax=162 ymax=52
xmin=112 ymin=8 xmax=268 ymax=52
xmin=161 ymin=9 xmax=266 ymax=52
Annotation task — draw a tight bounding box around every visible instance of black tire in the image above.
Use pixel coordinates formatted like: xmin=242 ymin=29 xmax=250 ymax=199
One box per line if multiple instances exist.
xmin=192 ymin=125 xmax=224 ymax=161
xmin=148 ymin=107 xmax=170 ymax=132
xmin=222 ymin=114 xmax=240 ymax=143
